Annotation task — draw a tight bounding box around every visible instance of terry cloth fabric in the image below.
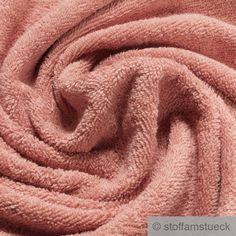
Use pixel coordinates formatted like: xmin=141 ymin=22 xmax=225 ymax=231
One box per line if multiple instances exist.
xmin=0 ymin=0 xmax=236 ymax=235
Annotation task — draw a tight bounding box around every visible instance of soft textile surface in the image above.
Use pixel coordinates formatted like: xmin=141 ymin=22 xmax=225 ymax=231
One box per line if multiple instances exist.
xmin=0 ymin=0 xmax=235 ymax=235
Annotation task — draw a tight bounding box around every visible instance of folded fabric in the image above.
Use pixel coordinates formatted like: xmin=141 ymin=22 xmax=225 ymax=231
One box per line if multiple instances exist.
xmin=0 ymin=0 xmax=235 ymax=235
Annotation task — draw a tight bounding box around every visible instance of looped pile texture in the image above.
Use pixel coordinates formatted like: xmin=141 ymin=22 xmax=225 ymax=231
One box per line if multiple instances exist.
xmin=0 ymin=0 xmax=236 ymax=235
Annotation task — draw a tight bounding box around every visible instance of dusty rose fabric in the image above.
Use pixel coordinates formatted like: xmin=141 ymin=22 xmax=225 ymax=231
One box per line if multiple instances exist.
xmin=0 ymin=0 xmax=236 ymax=235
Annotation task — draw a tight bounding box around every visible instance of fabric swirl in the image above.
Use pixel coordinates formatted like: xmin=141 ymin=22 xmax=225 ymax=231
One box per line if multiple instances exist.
xmin=0 ymin=0 xmax=236 ymax=235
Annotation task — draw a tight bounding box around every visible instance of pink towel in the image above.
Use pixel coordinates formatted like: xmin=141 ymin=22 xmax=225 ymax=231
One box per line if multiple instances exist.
xmin=0 ymin=0 xmax=235 ymax=235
